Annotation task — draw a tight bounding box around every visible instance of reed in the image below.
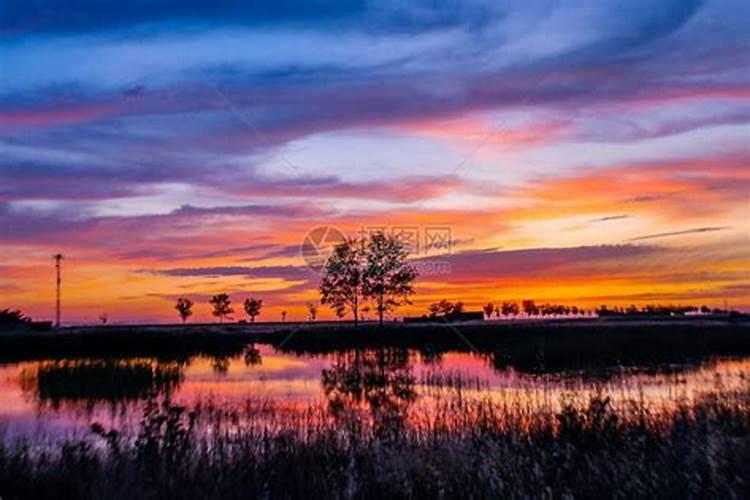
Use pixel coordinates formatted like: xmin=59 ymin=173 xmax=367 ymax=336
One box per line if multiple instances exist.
xmin=2 ymin=382 xmax=748 ymax=499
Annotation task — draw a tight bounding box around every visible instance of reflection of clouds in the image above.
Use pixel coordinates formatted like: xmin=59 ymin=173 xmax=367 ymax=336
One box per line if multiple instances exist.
xmin=185 ymin=349 xmax=323 ymax=381
xmin=2 ymin=350 xmax=749 ymax=443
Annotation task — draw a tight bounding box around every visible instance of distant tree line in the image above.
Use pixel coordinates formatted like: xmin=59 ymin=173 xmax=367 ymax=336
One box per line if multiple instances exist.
xmin=174 ymin=291 xmax=734 ymax=325
xmin=469 ymin=300 xmax=588 ymax=319
xmin=433 ymin=300 xmax=734 ymax=320
xmin=596 ymin=304 xmax=725 ymax=317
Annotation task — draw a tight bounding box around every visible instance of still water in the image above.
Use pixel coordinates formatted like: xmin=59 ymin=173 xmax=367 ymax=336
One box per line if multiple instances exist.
xmin=1 ymin=344 xmax=748 ymax=441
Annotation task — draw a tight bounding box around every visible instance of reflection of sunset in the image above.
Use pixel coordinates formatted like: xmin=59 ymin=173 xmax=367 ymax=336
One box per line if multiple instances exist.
xmin=2 ymin=346 xmax=748 ymax=441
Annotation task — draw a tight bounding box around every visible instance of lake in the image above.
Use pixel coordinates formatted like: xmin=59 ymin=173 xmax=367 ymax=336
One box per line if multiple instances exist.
xmin=2 ymin=343 xmax=748 ymax=442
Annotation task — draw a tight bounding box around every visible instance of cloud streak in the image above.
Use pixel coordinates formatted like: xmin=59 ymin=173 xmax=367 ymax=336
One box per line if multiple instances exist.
xmin=628 ymin=226 xmax=731 ymax=242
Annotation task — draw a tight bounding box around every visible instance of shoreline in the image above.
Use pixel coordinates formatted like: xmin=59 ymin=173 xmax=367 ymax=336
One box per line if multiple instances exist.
xmin=1 ymin=318 xmax=748 ymax=367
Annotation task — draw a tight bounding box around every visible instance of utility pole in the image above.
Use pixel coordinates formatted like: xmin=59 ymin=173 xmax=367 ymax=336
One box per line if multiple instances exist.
xmin=54 ymin=254 xmax=63 ymax=328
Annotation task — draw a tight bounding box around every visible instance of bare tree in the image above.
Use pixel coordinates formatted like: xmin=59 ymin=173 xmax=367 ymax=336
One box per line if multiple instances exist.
xmin=243 ymin=297 xmax=263 ymax=322
xmin=175 ymin=297 xmax=194 ymax=324
xmin=363 ymin=232 xmax=418 ymax=326
xmin=210 ymin=293 xmax=233 ymax=323
xmin=320 ymin=238 xmax=366 ymax=326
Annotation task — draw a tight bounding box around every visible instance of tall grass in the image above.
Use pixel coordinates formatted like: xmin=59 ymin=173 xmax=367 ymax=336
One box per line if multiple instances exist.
xmin=2 ymin=382 xmax=748 ymax=499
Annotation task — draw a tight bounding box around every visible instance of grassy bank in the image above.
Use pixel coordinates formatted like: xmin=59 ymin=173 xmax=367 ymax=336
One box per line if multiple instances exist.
xmin=0 ymin=325 xmax=257 ymax=363
xmin=274 ymin=320 xmax=750 ymax=370
xmin=2 ymin=320 xmax=749 ymax=369
xmin=1 ymin=383 xmax=748 ymax=499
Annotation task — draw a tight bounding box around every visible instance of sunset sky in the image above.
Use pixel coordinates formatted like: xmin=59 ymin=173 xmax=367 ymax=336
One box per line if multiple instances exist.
xmin=1 ymin=0 xmax=748 ymax=324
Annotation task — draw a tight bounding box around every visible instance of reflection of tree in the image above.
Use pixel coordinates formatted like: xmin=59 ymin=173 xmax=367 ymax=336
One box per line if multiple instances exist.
xmin=321 ymin=348 xmax=416 ymax=433
xmin=211 ymin=357 xmax=230 ymax=375
xmin=243 ymin=345 xmax=262 ymax=367
xmin=211 ymin=345 xmax=263 ymax=373
xmin=20 ymin=359 xmax=184 ymax=410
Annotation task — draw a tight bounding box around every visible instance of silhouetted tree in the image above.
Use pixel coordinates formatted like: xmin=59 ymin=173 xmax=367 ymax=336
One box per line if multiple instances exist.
xmin=483 ymin=302 xmax=495 ymax=319
xmin=320 ymin=238 xmax=366 ymax=326
xmin=210 ymin=293 xmax=233 ymax=323
xmin=0 ymin=309 xmax=31 ymax=326
xmin=522 ymin=300 xmax=539 ymax=317
xmin=281 ymin=310 xmax=287 ymax=322
xmin=243 ymin=297 xmax=263 ymax=322
xmin=99 ymin=313 xmax=108 ymax=324
xmin=428 ymin=299 xmax=456 ymax=317
xmin=175 ymin=297 xmax=194 ymax=324
xmin=363 ymin=232 xmax=419 ymax=326
xmin=501 ymin=301 xmax=519 ymax=318
xmin=307 ymin=302 xmax=318 ymax=322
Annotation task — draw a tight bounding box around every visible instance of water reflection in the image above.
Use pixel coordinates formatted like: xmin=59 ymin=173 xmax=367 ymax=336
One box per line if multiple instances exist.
xmin=243 ymin=345 xmax=262 ymax=367
xmin=20 ymin=359 xmax=185 ymax=410
xmin=322 ymin=348 xmax=417 ymax=432
xmin=17 ymin=344 xmax=265 ymax=412
xmin=1 ymin=343 xmax=748 ymax=443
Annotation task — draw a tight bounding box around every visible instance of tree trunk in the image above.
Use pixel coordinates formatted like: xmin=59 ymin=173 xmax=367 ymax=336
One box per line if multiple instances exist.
xmin=353 ymin=293 xmax=359 ymax=328
xmin=378 ymin=292 xmax=384 ymax=326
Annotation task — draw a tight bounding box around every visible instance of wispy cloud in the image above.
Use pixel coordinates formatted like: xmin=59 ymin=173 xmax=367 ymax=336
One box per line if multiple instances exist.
xmin=590 ymin=215 xmax=629 ymax=223
xmin=628 ymin=226 xmax=731 ymax=242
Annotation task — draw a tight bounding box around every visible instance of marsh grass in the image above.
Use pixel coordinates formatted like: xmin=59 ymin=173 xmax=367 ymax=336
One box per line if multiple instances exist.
xmin=1 ymin=382 xmax=749 ymax=499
